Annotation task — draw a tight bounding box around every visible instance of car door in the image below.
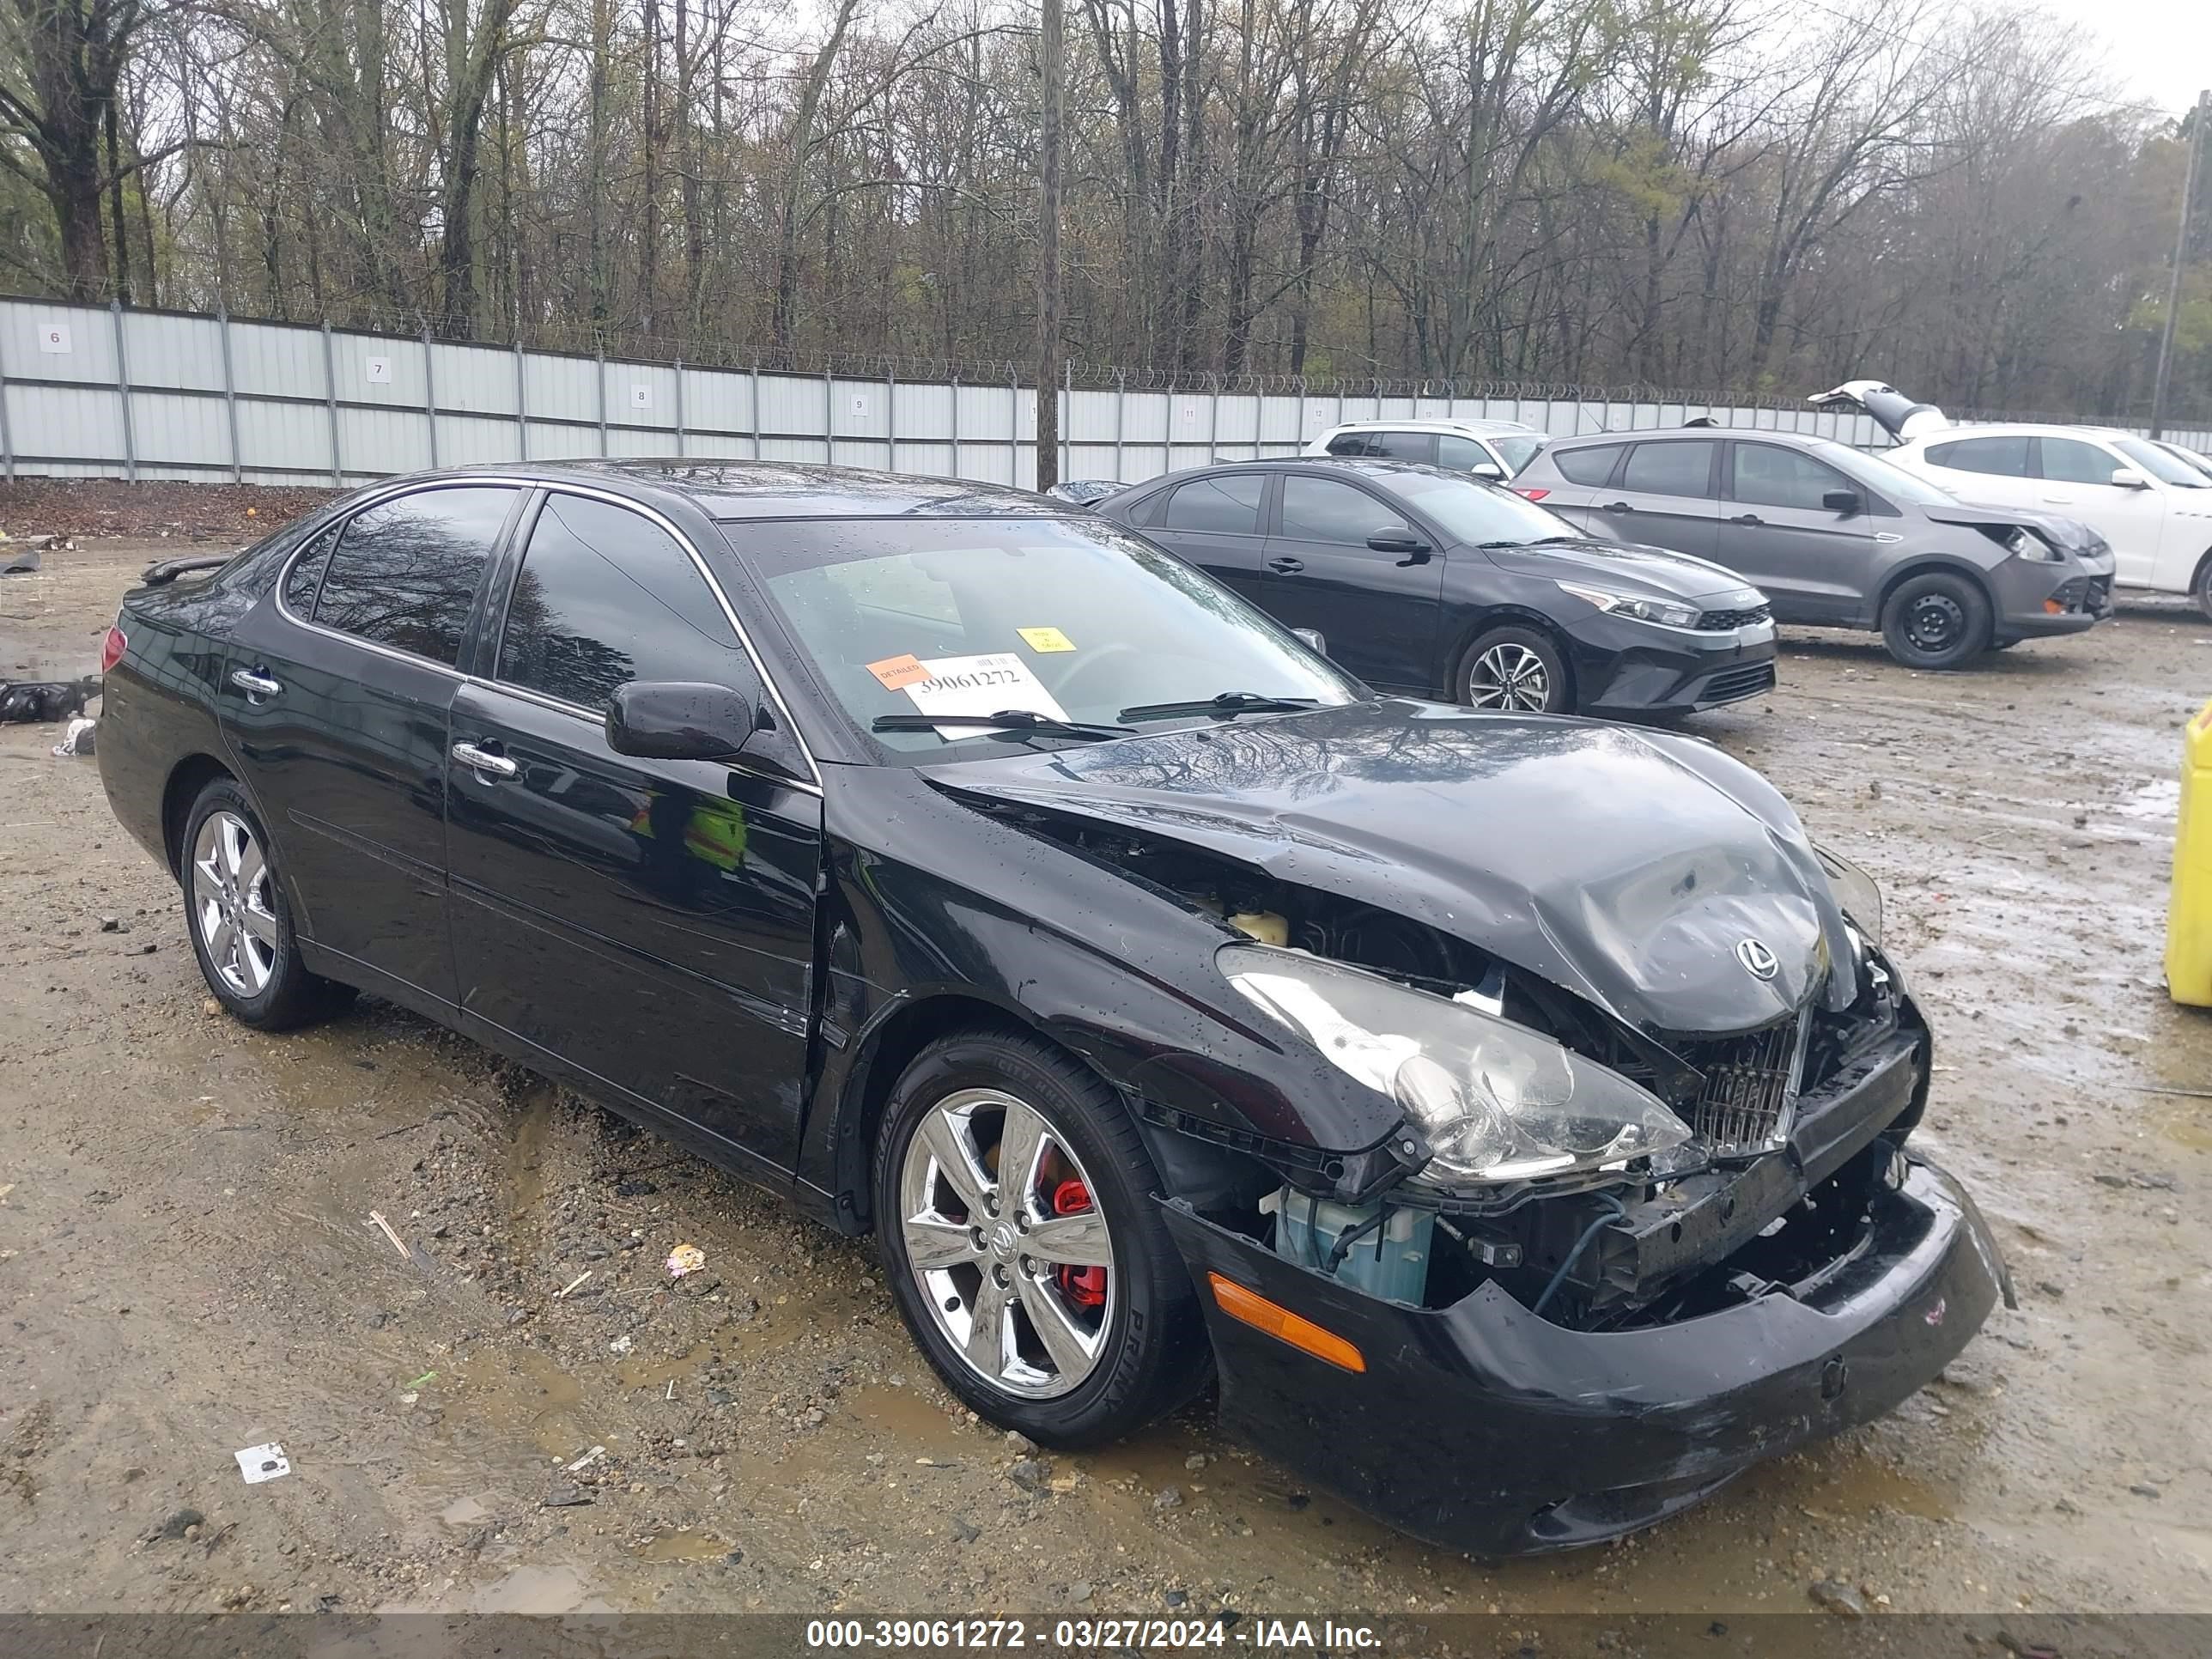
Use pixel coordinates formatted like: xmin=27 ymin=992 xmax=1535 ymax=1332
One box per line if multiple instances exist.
xmin=1261 ymin=473 xmax=1443 ymax=690
xmin=441 ymin=488 xmax=823 ymax=1172
xmin=1519 ymin=440 xmax=1627 ymax=532
xmin=1715 ymin=441 xmax=1877 ymax=623
xmin=1141 ymin=472 xmax=1271 ymax=601
xmin=221 ymin=481 xmax=526 ymax=1011
xmin=1592 ymin=439 xmax=1721 ymax=557
xmin=2033 ymin=434 xmax=2169 ymax=588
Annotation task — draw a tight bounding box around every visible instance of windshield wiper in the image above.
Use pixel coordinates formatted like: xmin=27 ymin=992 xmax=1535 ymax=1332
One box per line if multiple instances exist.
xmin=1478 ymin=535 xmax=1585 ymax=548
xmin=871 ymin=710 xmax=1133 ymax=742
xmin=1117 ymin=690 xmax=1323 ymax=722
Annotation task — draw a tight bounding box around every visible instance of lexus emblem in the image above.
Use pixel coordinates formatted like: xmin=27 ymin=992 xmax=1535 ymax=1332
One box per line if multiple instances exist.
xmin=1735 ymin=939 xmax=1780 ymax=981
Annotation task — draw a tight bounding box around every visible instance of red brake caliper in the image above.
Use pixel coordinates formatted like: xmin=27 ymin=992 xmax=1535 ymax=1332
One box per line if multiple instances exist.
xmin=1050 ymin=1178 xmax=1108 ymax=1310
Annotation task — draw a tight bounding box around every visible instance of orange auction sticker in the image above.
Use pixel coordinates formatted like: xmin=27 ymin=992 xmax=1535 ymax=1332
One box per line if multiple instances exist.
xmin=866 ymin=653 xmax=930 ymax=691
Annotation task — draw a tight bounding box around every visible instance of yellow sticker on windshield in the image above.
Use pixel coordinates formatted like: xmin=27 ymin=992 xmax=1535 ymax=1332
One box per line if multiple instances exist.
xmin=1017 ymin=626 xmax=1076 ymax=653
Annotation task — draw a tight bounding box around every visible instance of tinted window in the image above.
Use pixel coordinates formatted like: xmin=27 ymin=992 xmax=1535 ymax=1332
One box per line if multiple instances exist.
xmin=1732 ymin=444 xmax=1852 ymax=510
xmin=2038 ymin=437 xmax=2120 ymax=484
xmin=1160 ymin=474 xmax=1266 ymax=534
xmin=2112 ymin=436 xmax=2210 ymax=487
xmin=283 ymin=524 xmax=338 ymax=616
xmin=1925 ymin=435 xmax=2032 ymax=477
xmin=1436 ymin=434 xmax=1494 ymax=471
xmin=1367 ymin=430 xmax=1435 ymax=463
xmin=1279 ymin=476 xmax=1412 ymax=546
xmin=1553 ymin=442 xmax=1624 ymax=486
xmin=314 ymin=486 xmax=515 ymax=665
xmin=497 ymin=495 xmax=740 ymax=711
xmin=1324 ymin=433 xmax=1372 ymax=457
xmin=1622 ymin=441 xmax=1714 ymax=498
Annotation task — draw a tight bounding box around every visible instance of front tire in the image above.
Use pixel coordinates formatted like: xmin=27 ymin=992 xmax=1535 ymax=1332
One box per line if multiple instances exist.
xmin=872 ymin=1029 xmax=1209 ymax=1446
xmin=1459 ymin=625 xmax=1573 ymax=713
xmin=181 ymin=777 xmax=354 ymax=1030
xmin=2194 ymin=555 xmax=2212 ymax=623
xmin=1880 ymin=572 xmax=1990 ymax=669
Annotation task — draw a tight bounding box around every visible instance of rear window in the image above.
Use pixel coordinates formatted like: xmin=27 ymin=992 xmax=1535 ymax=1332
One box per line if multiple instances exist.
xmin=1926 ymin=435 xmax=2031 ymax=477
xmin=1552 ymin=443 xmax=1624 ymax=486
xmin=1365 ymin=430 xmax=1434 ymax=463
xmin=1159 ymin=474 xmax=1266 ymax=534
xmin=1622 ymin=440 xmax=1715 ymax=498
xmin=313 ymin=485 xmax=518 ymax=666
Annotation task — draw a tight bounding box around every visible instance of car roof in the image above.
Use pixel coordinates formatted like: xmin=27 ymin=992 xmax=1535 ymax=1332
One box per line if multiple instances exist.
xmin=416 ymin=459 xmax=1064 ymax=520
xmin=1124 ymin=456 xmax=1453 ymax=490
xmin=1321 ymin=418 xmax=1538 ymax=437
xmin=1908 ymin=423 xmax=2136 ymax=444
xmin=1542 ymin=426 xmax=1838 ymax=449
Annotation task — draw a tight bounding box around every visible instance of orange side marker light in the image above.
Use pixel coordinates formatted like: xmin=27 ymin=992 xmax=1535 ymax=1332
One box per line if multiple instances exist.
xmin=1207 ymin=1273 xmax=1365 ymax=1373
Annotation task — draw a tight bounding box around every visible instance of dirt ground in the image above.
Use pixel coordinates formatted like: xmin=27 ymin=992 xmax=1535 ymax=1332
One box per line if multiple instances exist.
xmin=3 ymin=530 xmax=2209 ymax=1622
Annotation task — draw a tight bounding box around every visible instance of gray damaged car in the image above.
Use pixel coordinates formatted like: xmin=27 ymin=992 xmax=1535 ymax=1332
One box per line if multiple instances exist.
xmin=1510 ymin=426 xmax=2115 ymax=668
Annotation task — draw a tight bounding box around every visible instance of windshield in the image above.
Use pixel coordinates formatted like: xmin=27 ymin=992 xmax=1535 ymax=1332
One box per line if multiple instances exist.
xmin=1818 ymin=439 xmax=1960 ymax=507
xmin=2160 ymin=442 xmax=2212 ymax=482
xmin=2113 ymin=437 xmax=2210 ymax=488
xmin=1370 ymin=469 xmax=1583 ymax=546
xmin=1492 ymin=434 xmax=1548 ymax=473
xmin=730 ymin=516 xmax=1363 ymax=757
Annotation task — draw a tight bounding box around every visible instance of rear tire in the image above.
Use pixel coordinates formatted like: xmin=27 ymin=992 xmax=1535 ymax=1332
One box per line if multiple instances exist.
xmin=1458 ymin=625 xmax=1573 ymax=714
xmin=872 ymin=1028 xmax=1210 ymax=1447
xmin=1880 ymin=572 xmax=1990 ymax=670
xmin=2194 ymin=555 xmax=2212 ymax=623
xmin=180 ymin=778 xmax=355 ymax=1030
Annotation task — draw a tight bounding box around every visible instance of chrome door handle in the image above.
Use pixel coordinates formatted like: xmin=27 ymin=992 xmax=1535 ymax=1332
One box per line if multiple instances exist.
xmin=230 ymin=668 xmax=283 ymax=698
xmin=451 ymin=741 xmax=518 ymax=780
xmin=1267 ymin=557 xmax=1305 ymax=574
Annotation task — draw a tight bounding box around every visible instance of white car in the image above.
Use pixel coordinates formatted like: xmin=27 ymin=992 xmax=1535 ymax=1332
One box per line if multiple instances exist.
xmin=1302 ymin=418 xmax=1548 ymax=480
xmin=1810 ymin=380 xmax=2212 ymax=617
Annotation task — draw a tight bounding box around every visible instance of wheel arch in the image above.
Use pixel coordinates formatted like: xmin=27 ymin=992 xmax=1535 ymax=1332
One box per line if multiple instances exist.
xmin=1873 ymin=556 xmax=1996 ymax=623
xmin=161 ymin=753 xmax=238 ymax=876
xmin=1444 ymin=605 xmax=1580 ymax=703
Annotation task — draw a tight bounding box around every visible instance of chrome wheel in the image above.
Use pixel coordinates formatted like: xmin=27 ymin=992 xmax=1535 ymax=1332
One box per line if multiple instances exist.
xmin=1468 ymin=641 xmax=1553 ymax=711
xmin=191 ymin=810 xmax=278 ymax=997
xmin=898 ymin=1087 xmax=1116 ymax=1400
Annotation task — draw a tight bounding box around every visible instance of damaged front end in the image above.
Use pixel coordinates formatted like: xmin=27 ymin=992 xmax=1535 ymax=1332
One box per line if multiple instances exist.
xmin=969 ymin=789 xmax=2008 ymax=1552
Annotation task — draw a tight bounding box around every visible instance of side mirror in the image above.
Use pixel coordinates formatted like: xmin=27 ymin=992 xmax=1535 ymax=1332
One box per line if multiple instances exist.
xmin=1367 ymin=529 xmax=1432 ymax=564
xmin=606 ymin=681 xmax=757 ymax=762
xmin=1291 ymin=627 xmax=1329 ymax=658
xmin=1821 ymin=488 xmax=1861 ymax=514
xmin=2109 ymin=467 xmax=2149 ymax=489
xmin=1471 ymin=460 xmax=1506 ymax=481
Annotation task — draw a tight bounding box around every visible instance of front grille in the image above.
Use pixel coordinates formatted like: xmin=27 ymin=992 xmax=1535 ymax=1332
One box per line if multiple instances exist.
xmin=1698 ymin=660 xmax=1777 ymax=704
xmin=2055 ymin=577 xmax=2088 ymax=611
xmin=1671 ymin=1014 xmax=1804 ymax=1155
xmin=1696 ymin=603 xmax=1771 ymax=630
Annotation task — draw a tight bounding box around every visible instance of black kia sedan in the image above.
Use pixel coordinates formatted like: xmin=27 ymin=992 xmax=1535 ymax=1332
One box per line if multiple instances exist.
xmin=1091 ymin=458 xmax=1778 ymax=717
xmin=97 ymin=461 xmax=2006 ymax=1555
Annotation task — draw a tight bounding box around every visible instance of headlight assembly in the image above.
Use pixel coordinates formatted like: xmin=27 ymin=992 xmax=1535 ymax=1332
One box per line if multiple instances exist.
xmin=1553 ymin=579 xmax=1703 ymax=629
xmin=1997 ymin=526 xmax=2063 ymax=562
xmin=1219 ymin=944 xmax=1692 ymax=1188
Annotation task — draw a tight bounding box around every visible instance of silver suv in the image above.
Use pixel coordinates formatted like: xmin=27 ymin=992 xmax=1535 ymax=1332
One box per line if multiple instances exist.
xmin=1303 ymin=419 xmax=1548 ymax=480
xmin=1510 ymin=428 xmax=2115 ymax=669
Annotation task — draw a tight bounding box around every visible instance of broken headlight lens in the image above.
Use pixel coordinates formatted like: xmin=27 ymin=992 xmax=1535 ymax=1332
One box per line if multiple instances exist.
xmin=1814 ymin=842 xmax=1883 ymax=945
xmin=1998 ymin=526 xmax=2064 ymax=562
xmin=1219 ymin=944 xmax=1692 ymax=1187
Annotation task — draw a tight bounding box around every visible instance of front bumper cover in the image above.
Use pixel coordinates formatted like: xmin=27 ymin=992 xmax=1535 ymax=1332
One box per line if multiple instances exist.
xmin=1164 ymin=1155 xmax=2004 ymax=1556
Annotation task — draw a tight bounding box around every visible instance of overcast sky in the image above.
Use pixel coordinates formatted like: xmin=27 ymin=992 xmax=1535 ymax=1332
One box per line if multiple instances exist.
xmin=2032 ymin=0 xmax=2210 ymax=116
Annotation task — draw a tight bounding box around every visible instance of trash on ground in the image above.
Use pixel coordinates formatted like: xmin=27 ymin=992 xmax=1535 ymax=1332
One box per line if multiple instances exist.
xmin=234 ymin=1443 xmax=290 ymax=1484
xmin=665 ymin=1243 xmax=706 ymax=1278
xmin=366 ymin=1210 xmax=410 ymax=1260
xmin=565 ymin=1444 xmax=608 ymax=1474
xmin=51 ymin=716 xmax=95 ymax=757
xmin=1 ymin=547 xmax=39 ymax=574
xmin=0 ymin=678 xmax=98 ymax=723
xmin=405 ymin=1370 xmax=436 ymax=1389
xmin=609 ymin=1334 xmax=634 ymax=1355
xmin=555 ymin=1270 xmax=592 ymax=1298
xmin=542 ymin=1483 xmax=594 ymax=1508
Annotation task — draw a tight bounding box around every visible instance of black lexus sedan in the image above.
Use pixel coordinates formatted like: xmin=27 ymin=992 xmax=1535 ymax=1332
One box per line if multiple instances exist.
xmin=98 ymin=461 xmax=2006 ymax=1555
xmin=1089 ymin=458 xmax=1778 ymax=717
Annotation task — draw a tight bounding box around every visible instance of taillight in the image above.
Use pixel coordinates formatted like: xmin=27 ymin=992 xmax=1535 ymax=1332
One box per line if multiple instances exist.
xmin=100 ymin=623 xmax=127 ymax=673
xmin=1513 ymin=486 xmax=1549 ymax=501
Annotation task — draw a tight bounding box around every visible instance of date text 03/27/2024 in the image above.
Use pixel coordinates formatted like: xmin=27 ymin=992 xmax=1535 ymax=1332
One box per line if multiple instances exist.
xmin=802 ymin=1619 xmax=1383 ymax=1650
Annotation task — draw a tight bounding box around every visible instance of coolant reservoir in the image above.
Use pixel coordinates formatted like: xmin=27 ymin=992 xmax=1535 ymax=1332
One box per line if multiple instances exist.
xmin=1227 ymin=911 xmax=1289 ymax=947
xmin=2167 ymin=698 xmax=2212 ymax=1006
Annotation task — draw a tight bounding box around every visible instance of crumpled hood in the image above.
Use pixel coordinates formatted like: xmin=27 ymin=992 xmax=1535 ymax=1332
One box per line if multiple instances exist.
xmin=1921 ymin=501 xmax=2110 ymax=556
xmin=927 ymin=699 xmax=1853 ymax=1036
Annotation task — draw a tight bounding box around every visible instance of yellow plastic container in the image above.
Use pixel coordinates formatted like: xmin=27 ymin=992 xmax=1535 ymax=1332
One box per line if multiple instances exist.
xmin=2166 ymin=698 xmax=2212 ymax=1006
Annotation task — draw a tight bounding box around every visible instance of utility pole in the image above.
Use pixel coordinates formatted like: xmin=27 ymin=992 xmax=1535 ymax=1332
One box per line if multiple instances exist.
xmin=1034 ymin=0 xmax=1065 ymax=490
xmin=2151 ymin=88 xmax=2209 ymax=440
